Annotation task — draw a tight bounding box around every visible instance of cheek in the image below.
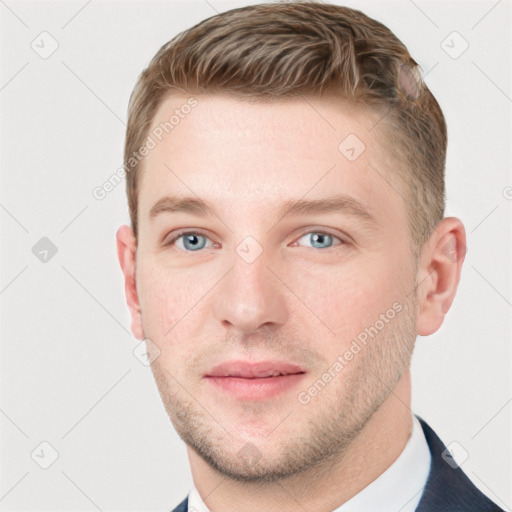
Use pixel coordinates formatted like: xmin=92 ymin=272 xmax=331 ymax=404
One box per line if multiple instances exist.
xmin=137 ymin=264 xmax=205 ymax=343
xmin=290 ymin=255 xmax=405 ymax=344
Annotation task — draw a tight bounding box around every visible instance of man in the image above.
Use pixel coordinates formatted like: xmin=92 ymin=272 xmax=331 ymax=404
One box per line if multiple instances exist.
xmin=116 ymin=1 xmax=504 ymax=511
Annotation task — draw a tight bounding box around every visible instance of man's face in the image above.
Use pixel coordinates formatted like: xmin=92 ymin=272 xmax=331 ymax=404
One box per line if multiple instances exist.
xmin=132 ymin=93 xmax=419 ymax=481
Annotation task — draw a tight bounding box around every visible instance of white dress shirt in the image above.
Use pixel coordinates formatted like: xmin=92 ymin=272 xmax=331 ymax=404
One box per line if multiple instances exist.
xmin=187 ymin=414 xmax=431 ymax=512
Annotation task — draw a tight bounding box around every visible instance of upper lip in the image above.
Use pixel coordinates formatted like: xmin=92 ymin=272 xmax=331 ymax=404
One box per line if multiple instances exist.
xmin=205 ymin=360 xmax=306 ymax=378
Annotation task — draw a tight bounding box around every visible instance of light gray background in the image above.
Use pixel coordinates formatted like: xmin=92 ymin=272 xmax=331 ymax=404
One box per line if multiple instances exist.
xmin=0 ymin=0 xmax=510 ymax=510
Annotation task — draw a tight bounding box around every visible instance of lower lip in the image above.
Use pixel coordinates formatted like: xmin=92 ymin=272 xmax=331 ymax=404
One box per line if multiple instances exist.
xmin=204 ymin=373 xmax=306 ymax=400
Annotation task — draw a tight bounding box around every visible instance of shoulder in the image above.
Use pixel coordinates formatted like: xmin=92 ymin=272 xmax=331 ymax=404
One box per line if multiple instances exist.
xmin=415 ymin=415 xmax=505 ymax=512
xmin=170 ymin=495 xmax=188 ymax=512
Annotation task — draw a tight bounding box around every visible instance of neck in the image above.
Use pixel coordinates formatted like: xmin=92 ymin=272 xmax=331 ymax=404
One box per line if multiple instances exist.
xmin=187 ymin=370 xmax=413 ymax=512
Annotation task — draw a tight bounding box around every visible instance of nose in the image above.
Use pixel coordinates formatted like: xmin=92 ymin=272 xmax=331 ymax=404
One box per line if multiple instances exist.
xmin=212 ymin=246 xmax=289 ymax=334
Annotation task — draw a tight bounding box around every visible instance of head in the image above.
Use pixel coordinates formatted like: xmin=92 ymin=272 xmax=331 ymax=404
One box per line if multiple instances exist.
xmin=117 ymin=1 xmax=466 ymax=482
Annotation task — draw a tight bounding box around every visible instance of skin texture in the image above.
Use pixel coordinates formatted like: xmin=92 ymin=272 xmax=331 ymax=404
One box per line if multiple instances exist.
xmin=116 ymin=93 xmax=466 ymax=512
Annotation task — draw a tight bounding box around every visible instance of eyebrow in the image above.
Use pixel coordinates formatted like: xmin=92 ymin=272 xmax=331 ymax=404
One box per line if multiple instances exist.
xmin=148 ymin=194 xmax=376 ymax=225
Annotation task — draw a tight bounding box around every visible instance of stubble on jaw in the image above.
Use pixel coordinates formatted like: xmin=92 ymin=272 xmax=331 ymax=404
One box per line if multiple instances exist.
xmin=148 ymin=289 xmax=419 ymax=484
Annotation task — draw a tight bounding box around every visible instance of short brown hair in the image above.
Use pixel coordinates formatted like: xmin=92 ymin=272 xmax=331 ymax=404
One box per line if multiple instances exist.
xmin=124 ymin=0 xmax=447 ymax=250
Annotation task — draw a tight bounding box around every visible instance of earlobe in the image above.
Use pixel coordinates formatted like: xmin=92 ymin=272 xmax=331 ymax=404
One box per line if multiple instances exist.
xmin=415 ymin=217 xmax=466 ymax=336
xmin=116 ymin=225 xmax=145 ymax=340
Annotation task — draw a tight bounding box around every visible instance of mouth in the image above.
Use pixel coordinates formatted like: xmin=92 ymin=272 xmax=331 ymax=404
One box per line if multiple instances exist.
xmin=204 ymin=360 xmax=307 ymax=400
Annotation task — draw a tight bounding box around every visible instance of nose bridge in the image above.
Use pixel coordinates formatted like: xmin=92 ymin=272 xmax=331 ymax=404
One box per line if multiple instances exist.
xmin=212 ymin=236 xmax=288 ymax=332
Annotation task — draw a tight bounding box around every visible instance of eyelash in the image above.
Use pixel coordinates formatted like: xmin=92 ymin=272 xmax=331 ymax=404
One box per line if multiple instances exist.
xmin=162 ymin=228 xmax=348 ymax=251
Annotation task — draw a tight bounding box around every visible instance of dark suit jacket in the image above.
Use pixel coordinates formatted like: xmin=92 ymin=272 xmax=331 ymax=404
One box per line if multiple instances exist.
xmin=170 ymin=415 xmax=504 ymax=511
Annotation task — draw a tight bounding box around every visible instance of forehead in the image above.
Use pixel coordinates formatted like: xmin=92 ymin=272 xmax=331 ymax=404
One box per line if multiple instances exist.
xmin=137 ymin=93 xmax=406 ymax=227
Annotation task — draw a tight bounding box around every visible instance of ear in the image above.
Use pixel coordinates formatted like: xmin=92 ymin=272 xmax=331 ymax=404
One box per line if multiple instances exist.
xmin=116 ymin=225 xmax=144 ymax=340
xmin=415 ymin=217 xmax=467 ymax=336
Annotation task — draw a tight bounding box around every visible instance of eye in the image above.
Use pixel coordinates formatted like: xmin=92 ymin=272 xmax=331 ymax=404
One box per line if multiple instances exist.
xmin=293 ymin=231 xmax=344 ymax=249
xmin=163 ymin=229 xmax=347 ymax=252
xmin=164 ymin=231 xmax=215 ymax=252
